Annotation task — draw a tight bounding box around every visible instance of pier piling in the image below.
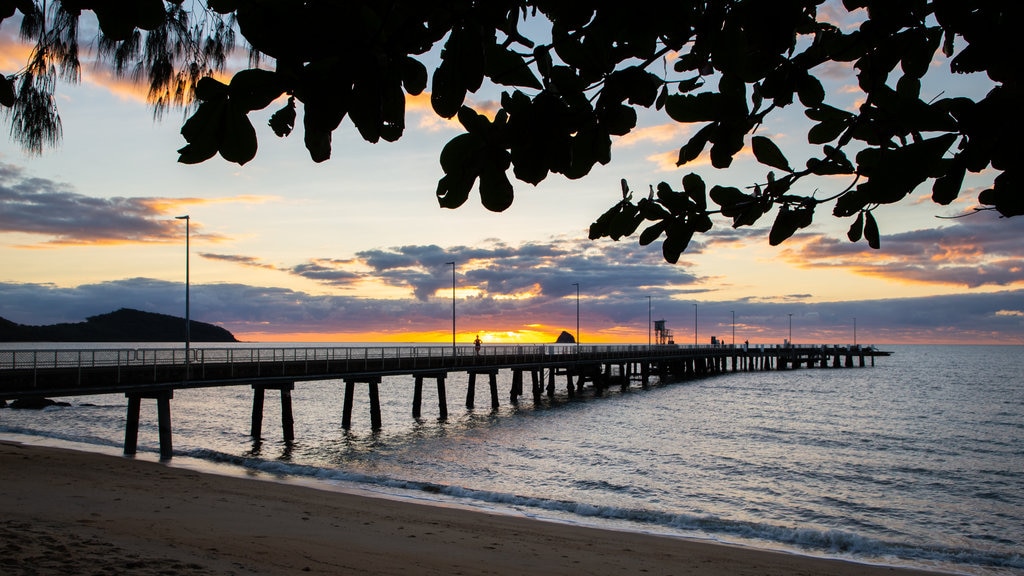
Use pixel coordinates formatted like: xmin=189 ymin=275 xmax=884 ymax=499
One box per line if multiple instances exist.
xmin=250 ymin=383 xmax=295 ymax=442
xmin=123 ymin=390 xmax=173 ymax=460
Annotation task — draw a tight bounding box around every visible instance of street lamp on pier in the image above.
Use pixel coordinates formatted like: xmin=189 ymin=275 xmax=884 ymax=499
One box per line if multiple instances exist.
xmin=174 ymin=215 xmax=190 ymax=372
xmin=788 ymin=313 xmax=793 ymax=346
xmin=572 ymin=283 xmax=580 ymax=349
xmin=446 ymin=261 xmax=455 ymax=358
xmin=853 ymin=317 xmax=857 ymax=347
xmin=731 ymin=310 xmax=735 ymax=346
xmin=692 ymin=303 xmax=698 ymax=346
xmin=647 ymin=296 xmax=652 ymax=347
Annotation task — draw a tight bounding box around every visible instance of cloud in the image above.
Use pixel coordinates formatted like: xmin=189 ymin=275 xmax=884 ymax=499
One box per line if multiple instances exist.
xmin=200 ymin=253 xmax=279 ymax=270
xmin=647 ymin=141 xmax=756 ymax=172
xmin=615 ymin=123 xmax=691 ymax=148
xmin=202 ymin=235 xmax=702 ymax=303
xmin=0 ymin=162 xmax=273 ymax=246
xmin=408 ymin=92 xmax=501 ymax=132
xmin=783 ymin=214 xmax=1024 ymax=288
xmin=1 ymin=278 xmax=1021 ymax=344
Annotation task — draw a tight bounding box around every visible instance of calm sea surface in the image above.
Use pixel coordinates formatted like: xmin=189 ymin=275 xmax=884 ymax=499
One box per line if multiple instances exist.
xmin=2 ymin=344 xmax=1021 ymax=575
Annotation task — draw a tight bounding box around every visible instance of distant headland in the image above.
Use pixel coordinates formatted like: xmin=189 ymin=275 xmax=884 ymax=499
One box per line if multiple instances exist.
xmin=0 ymin=308 xmax=238 ymax=343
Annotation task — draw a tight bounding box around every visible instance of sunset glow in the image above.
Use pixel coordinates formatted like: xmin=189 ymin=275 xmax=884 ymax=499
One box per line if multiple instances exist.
xmin=1 ymin=4 xmax=1022 ymax=346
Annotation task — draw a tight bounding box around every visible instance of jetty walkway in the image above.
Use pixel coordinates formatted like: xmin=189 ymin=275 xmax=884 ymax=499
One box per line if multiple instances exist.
xmin=0 ymin=343 xmax=889 ymax=459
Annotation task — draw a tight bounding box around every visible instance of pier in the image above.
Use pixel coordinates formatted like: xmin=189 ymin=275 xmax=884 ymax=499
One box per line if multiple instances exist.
xmin=0 ymin=343 xmax=889 ymax=459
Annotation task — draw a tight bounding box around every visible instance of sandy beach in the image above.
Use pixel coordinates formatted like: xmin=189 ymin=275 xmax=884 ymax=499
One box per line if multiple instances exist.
xmin=0 ymin=440 xmax=950 ymax=576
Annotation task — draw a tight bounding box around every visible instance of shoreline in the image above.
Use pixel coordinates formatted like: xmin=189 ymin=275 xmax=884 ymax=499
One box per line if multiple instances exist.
xmin=0 ymin=439 xmax=954 ymax=576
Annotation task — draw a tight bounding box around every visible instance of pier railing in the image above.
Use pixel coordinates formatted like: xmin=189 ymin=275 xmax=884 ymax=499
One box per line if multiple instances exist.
xmin=0 ymin=343 xmax=875 ymax=372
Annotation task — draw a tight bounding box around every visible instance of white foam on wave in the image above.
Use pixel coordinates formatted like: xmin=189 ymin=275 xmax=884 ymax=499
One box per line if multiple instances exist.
xmin=180 ymin=446 xmax=1024 ymax=576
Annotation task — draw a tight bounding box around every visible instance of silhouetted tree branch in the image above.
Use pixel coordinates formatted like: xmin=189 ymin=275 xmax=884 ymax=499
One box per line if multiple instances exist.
xmin=1 ymin=1 xmax=1019 ymax=262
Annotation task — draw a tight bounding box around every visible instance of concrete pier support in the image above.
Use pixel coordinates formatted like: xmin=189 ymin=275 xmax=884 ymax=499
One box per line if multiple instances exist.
xmin=437 ymin=375 xmax=448 ymax=419
xmin=250 ymin=382 xmax=295 ymax=442
xmin=124 ymin=390 xmax=173 ymax=460
xmin=510 ymin=370 xmax=523 ymax=404
xmin=531 ymin=370 xmax=543 ymax=403
xmin=488 ymin=371 xmax=499 ymax=409
xmin=413 ymin=373 xmax=448 ymax=420
xmin=342 ymin=377 xmax=382 ymax=430
xmin=466 ymin=369 xmax=499 ymax=409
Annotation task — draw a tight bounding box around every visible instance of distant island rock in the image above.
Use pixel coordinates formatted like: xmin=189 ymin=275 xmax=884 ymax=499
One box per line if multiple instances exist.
xmin=555 ymin=330 xmax=576 ymax=344
xmin=0 ymin=308 xmax=238 ymax=342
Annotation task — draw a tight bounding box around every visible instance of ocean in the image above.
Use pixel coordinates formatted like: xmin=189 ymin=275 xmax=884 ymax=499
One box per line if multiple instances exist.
xmin=1 ymin=343 xmax=1021 ymax=575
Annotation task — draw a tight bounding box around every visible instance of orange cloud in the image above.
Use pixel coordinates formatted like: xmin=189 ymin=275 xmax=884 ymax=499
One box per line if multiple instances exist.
xmin=648 ymin=144 xmax=754 ymax=172
xmin=143 ymin=195 xmax=278 ymax=214
xmin=615 ymin=123 xmax=691 ymax=148
xmin=409 ymin=92 xmax=502 ymax=132
xmin=0 ymin=37 xmax=33 ymax=72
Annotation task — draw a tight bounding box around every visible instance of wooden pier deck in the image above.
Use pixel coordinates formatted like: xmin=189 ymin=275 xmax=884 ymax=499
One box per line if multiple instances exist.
xmin=1 ymin=343 xmax=889 ymax=459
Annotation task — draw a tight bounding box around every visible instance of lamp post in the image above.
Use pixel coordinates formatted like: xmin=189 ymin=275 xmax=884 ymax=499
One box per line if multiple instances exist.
xmin=174 ymin=215 xmax=190 ymax=370
xmin=693 ymin=303 xmax=698 ymax=346
xmin=446 ymin=261 xmax=455 ymax=358
xmin=572 ymin=283 xmax=580 ymax=349
xmin=647 ymin=296 xmax=652 ymax=347
xmin=731 ymin=310 xmax=735 ymax=346
xmin=788 ymin=313 xmax=793 ymax=346
xmin=853 ymin=317 xmax=857 ymax=347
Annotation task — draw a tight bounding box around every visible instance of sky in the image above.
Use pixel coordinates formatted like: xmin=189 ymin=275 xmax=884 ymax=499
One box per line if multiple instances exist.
xmin=1 ymin=3 xmax=1022 ymax=346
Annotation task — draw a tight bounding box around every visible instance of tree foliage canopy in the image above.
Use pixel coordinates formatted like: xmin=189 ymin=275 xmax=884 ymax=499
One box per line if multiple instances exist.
xmin=1 ymin=1 xmax=1019 ymax=262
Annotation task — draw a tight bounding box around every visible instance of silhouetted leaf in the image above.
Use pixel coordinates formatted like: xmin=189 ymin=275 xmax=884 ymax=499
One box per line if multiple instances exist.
xmin=639 ymin=221 xmax=666 ymax=246
xmin=900 ymin=27 xmax=942 ymax=79
xmin=195 ymin=77 xmax=229 ymax=102
xmin=431 ymin=62 xmax=465 ymax=119
xmin=681 ymin=173 xmax=706 ymax=210
xmin=662 ymin=220 xmax=695 ymax=264
xmin=665 ymin=93 xmax=722 ymax=123
xmin=0 ymin=75 xmax=14 ymax=107
xmin=479 ymin=160 xmax=514 ymax=212
xmin=485 ymin=43 xmax=542 ymax=89
xmin=676 ymin=124 xmax=713 ymax=166
xmin=808 ymin=119 xmax=846 ymax=144
xmin=751 ymin=136 xmax=792 ymax=172
xmin=177 ymin=100 xmax=225 ymax=164
xmin=769 ymin=204 xmax=814 ymax=246
xmin=864 ymin=211 xmax=880 ymax=249
xmin=600 ymin=104 xmax=637 ymax=136
xmin=303 ymin=128 xmax=331 ymax=163
xmin=219 ymin=108 xmax=257 ymax=165
xmin=710 ymin=125 xmax=744 ymax=168
xmin=436 ymin=173 xmax=474 ymax=209
xmin=847 ymin=211 xmax=864 ymax=242
xmin=932 ymin=163 xmax=965 ymax=205
xmin=978 ymin=173 xmax=1024 ymax=217
xmin=436 ymin=134 xmax=481 ymax=209
xmin=93 ymin=4 xmax=135 ymax=41
xmin=269 ymin=97 xmax=296 ymax=137
xmin=136 ymin=0 xmax=166 ymax=30
xmin=229 ymin=69 xmax=284 ymax=112
xmin=796 ymin=74 xmax=824 ymax=106
xmin=710 ymin=185 xmax=747 ymax=209
xmin=401 ymin=56 xmax=428 ymax=95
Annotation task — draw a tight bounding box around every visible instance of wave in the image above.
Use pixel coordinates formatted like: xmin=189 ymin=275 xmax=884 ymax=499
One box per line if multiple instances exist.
xmin=183 ymin=447 xmax=1024 ymax=575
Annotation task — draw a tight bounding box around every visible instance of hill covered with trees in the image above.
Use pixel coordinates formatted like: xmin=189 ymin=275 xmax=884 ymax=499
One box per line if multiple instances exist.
xmin=0 ymin=308 xmax=238 ymax=342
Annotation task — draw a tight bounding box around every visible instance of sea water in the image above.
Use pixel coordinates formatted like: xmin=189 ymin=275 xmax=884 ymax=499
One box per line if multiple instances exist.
xmin=1 ymin=344 xmax=1021 ymax=575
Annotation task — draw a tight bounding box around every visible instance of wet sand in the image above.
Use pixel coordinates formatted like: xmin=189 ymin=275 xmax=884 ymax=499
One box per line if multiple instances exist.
xmin=0 ymin=440 xmax=949 ymax=575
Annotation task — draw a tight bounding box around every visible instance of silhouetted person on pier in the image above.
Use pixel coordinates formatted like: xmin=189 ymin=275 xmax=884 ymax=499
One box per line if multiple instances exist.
xmin=474 ymin=335 xmax=481 ymax=355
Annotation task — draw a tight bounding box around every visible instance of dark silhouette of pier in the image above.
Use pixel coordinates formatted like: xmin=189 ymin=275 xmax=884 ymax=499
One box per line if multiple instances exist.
xmin=0 ymin=343 xmax=889 ymax=460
